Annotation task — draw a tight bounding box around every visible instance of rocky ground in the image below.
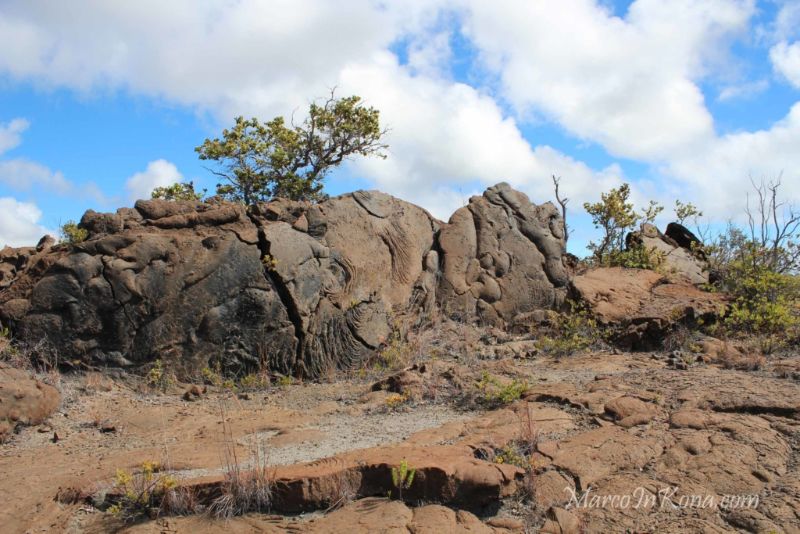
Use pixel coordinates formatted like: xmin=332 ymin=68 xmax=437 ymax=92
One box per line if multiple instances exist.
xmin=1 ymin=185 xmax=797 ymax=532
xmin=2 ymin=330 xmax=799 ymax=533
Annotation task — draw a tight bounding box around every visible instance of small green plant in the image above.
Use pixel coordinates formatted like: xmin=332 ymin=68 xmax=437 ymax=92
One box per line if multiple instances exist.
xmin=390 ymin=459 xmax=416 ymax=500
xmin=720 ymin=250 xmax=800 ymax=353
xmin=107 ymin=460 xmax=180 ymax=522
xmin=261 ymin=254 xmax=278 ymax=271
xmin=476 ymin=372 xmax=528 ymax=407
xmin=583 ymin=183 xmax=668 ymax=266
xmin=494 ymin=444 xmax=528 ymax=468
xmin=384 ymin=392 xmax=409 ymax=410
xmin=674 ymin=200 xmax=702 ymax=226
xmin=60 ymin=220 xmax=88 ymax=245
xmin=603 ymin=244 xmax=665 ymax=270
xmin=276 ymin=375 xmax=293 ymax=387
xmin=373 ymin=331 xmax=412 ymax=371
xmin=201 ymin=362 xmax=224 ymax=387
xmin=239 ymin=372 xmax=270 ymax=391
xmin=146 ymin=359 xmax=175 ymax=392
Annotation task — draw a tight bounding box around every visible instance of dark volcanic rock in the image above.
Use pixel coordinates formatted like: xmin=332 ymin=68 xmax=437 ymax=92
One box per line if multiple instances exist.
xmin=437 ymin=183 xmax=568 ymax=325
xmin=0 ymin=184 xmax=568 ymax=378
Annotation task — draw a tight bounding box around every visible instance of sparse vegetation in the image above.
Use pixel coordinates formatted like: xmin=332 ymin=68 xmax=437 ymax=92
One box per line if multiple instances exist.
xmin=151 ymin=181 xmax=206 ymax=201
xmin=146 ymin=359 xmax=175 ymax=392
xmin=59 ymin=220 xmax=88 ymax=245
xmin=239 ymin=372 xmax=270 ymax=391
xmin=535 ymin=303 xmax=602 ymax=357
xmin=107 ymin=460 xmax=188 ymax=522
xmin=372 ymin=331 xmax=413 ymax=372
xmin=209 ymin=403 xmax=274 ymax=518
xmin=261 ymin=254 xmax=278 ymax=271
xmin=276 ymin=375 xmax=294 ymax=387
xmin=201 ymin=363 xmax=224 ymax=388
xmin=384 ymin=392 xmax=409 ymax=410
xmin=476 ymin=372 xmax=528 ymax=408
xmin=700 ymin=178 xmax=800 ymax=353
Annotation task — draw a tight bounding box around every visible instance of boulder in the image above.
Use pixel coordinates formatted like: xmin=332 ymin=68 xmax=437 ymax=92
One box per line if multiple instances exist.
xmin=438 ymin=183 xmax=568 ymax=326
xmin=0 ymin=364 xmax=60 ymax=442
xmin=571 ymin=267 xmax=726 ymax=350
xmin=626 ymin=222 xmax=709 ymax=285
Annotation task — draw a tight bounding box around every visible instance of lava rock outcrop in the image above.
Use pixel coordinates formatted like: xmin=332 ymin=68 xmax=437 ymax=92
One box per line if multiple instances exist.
xmin=0 ymin=183 xmax=568 ymax=378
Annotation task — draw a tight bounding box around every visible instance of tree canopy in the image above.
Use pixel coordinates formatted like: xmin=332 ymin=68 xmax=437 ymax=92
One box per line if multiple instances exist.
xmin=196 ymin=92 xmax=387 ymax=204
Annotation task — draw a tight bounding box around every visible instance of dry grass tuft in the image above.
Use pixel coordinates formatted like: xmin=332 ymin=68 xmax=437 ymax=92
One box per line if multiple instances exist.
xmin=209 ymin=401 xmax=274 ymax=519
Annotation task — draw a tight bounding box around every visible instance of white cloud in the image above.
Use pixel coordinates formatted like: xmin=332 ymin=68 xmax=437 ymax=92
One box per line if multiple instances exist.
xmin=666 ymin=102 xmax=800 ymax=219
xmin=774 ymin=0 xmax=800 ymax=42
xmin=717 ymin=79 xmax=769 ymax=101
xmin=338 ymin=52 xmax=623 ymax=219
xmin=0 ymin=197 xmax=53 ymax=247
xmin=770 ymin=40 xmax=800 ymax=88
xmin=0 ymin=0 xmax=402 ymax=120
xmin=125 ymin=159 xmax=183 ymax=202
xmin=0 ymin=118 xmax=29 ymax=155
xmin=462 ymin=0 xmax=755 ymax=161
xmin=0 ymin=158 xmax=72 ymax=193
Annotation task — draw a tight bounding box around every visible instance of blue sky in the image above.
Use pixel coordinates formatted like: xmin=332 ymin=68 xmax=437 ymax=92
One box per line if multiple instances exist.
xmin=1 ymin=0 xmax=799 ymax=254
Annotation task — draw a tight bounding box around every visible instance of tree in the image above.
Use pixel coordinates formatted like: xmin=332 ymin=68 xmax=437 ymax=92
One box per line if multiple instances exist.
xmin=583 ymin=183 xmax=641 ymax=261
xmin=196 ymin=92 xmax=388 ymax=204
xmin=674 ymin=199 xmax=702 ymax=226
xmin=151 ymin=181 xmax=206 ymax=201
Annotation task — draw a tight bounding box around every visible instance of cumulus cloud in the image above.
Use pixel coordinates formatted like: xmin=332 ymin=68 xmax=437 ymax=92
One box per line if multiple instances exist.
xmin=125 ymin=159 xmax=183 ymax=202
xmin=666 ymin=102 xmax=800 ymax=219
xmin=0 ymin=158 xmax=72 ymax=193
xmin=0 ymin=0 xmax=400 ymax=119
xmin=338 ymin=52 xmax=623 ymax=219
xmin=462 ymin=0 xmax=755 ymax=161
xmin=0 ymin=197 xmax=53 ymax=247
xmin=770 ymin=40 xmax=800 ymax=88
xmin=0 ymin=118 xmax=29 ymax=155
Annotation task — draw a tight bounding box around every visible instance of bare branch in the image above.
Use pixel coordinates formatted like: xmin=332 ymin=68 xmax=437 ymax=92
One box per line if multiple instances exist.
xmin=552 ymin=175 xmax=570 ymax=244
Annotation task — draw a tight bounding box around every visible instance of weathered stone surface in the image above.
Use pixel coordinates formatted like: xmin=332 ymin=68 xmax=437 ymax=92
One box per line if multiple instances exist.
xmin=571 ymin=267 xmax=726 ymax=349
xmin=0 ymin=363 xmax=60 ymax=442
xmin=0 ymin=184 xmax=568 ymax=378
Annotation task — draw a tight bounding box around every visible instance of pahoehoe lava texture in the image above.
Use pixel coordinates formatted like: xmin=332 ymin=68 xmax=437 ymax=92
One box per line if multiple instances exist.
xmin=0 ymin=183 xmax=568 ymax=378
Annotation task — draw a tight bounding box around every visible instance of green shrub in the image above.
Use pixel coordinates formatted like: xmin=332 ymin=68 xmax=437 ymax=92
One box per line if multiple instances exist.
xmin=583 ymin=183 xmax=663 ymax=265
xmin=151 ymin=181 xmax=205 ymax=201
xmin=60 ymin=220 xmax=88 ymax=244
xmin=476 ymin=372 xmax=528 ymax=407
xmin=239 ymin=372 xmax=270 ymax=391
xmin=720 ymin=250 xmax=800 ymax=352
xmin=146 ymin=359 xmax=175 ymax=392
xmin=201 ymin=361 xmax=225 ymax=387
xmin=536 ymin=304 xmax=601 ymax=357
xmin=602 ymin=244 xmax=665 ymax=270
xmin=107 ymin=461 xmax=183 ymax=522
